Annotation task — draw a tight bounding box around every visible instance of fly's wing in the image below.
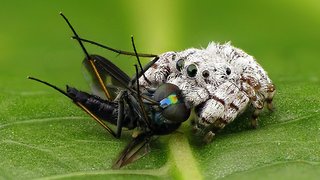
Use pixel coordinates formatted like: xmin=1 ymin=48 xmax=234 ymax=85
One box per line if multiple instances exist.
xmin=83 ymin=54 xmax=131 ymax=100
xmin=112 ymin=132 xmax=153 ymax=169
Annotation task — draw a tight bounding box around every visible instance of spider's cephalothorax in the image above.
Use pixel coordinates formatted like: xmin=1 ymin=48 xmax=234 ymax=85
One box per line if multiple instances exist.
xmin=139 ymin=42 xmax=275 ymax=143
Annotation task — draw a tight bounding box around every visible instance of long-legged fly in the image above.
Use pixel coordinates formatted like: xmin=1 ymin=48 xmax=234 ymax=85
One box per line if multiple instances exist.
xmin=29 ymin=13 xmax=191 ymax=168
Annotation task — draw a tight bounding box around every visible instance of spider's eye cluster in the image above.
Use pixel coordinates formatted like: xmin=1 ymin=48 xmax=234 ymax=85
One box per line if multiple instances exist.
xmin=187 ymin=64 xmax=197 ymax=77
xmin=176 ymin=59 xmax=184 ymax=71
xmin=175 ymin=58 xmax=198 ymax=78
xmin=171 ymin=54 xmax=176 ymax=61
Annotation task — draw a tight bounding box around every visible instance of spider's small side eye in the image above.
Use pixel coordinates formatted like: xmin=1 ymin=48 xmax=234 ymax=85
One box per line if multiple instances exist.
xmin=187 ymin=64 xmax=198 ymax=77
xmin=202 ymin=70 xmax=210 ymax=78
xmin=172 ymin=54 xmax=176 ymax=61
xmin=226 ymin=67 xmax=231 ymax=75
xmin=176 ymin=59 xmax=184 ymax=71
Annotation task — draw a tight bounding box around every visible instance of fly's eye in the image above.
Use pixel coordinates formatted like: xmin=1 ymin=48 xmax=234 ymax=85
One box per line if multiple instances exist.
xmin=226 ymin=67 xmax=231 ymax=75
xmin=202 ymin=70 xmax=210 ymax=78
xmin=176 ymin=59 xmax=184 ymax=71
xmin=187 ymin=64 xmax=198 ymax=77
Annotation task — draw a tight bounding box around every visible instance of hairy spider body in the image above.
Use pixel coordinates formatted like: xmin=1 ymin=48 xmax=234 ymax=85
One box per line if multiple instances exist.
xmin=139 ymin=42 xmax=275 ymax=142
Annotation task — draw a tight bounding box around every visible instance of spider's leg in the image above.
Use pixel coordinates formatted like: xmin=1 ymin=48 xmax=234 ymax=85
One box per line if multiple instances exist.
xmin=194 ymin=81 xmax=250 ymax=143
xmin=194 ymin=99 xmax=225 ymax=143
xmin=266 ymin=83 xmax=276 ymax=111
xmin=240 ymin=77 xmax=265 ymax=129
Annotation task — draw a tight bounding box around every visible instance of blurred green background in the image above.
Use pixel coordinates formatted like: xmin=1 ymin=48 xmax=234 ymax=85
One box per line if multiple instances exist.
xmin=0 ymin=0 xmax=319 ymax=179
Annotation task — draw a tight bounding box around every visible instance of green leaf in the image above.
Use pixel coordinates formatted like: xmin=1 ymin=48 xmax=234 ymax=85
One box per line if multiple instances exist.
xmin=1 ymin=0 xmax=320 ymax=179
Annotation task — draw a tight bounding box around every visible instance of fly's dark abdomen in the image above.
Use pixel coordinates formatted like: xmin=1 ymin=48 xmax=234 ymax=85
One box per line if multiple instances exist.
xmin=66 ymin=86 xmax=119 ymax=123
xmin=66 ymin=86 xmax=137 ymax=130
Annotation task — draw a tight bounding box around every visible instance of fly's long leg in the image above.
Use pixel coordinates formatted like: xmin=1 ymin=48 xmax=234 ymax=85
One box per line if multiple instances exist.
xmin=60 ymin=12 xmax=112 ymax=100
xmin=73 ymin=36 xmax=158 ymax=58
xmin=76 ymin=102 xmax=117 ymax=137
xmin=59 ymin=13 xmax=90 ymax=58
xmin=89 ymin=60 xmax=111 ymax=99
xmin=115 ymin=91 xmax=125 ymax=138
xmin=28 ymin=76 xmax=118 ymax=138
xmin=131 ymin=36 xmax=151 ymax=85
xmin=134 ymin=65 xmax=150 ymax=127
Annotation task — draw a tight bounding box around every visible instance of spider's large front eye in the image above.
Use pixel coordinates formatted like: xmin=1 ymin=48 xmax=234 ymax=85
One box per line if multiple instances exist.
xmin=172 ymin=54 xmax=176 ymax=61
xmin=187 ymin=64 xmax=198 ymax=77
xmin=176 ymin=59 xmax=184 ymax=71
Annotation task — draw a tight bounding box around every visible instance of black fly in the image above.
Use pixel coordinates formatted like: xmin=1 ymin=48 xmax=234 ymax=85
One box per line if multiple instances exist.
xmin=28 ymin=13 xmax=191 ymax=168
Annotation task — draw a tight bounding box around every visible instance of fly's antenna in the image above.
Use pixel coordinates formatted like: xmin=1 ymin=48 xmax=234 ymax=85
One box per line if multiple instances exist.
xmin=134 ymin=65 xmax=150 ymax=127
xmin=28 ymin=76 xmax=72 ymax=99
xmin=131 ymin=36 xmax=151 ymax=85
xmin=59 ymin=12 xmax=90 ymax=60
xmin=72 ymin=36 xmax=158 ymax=58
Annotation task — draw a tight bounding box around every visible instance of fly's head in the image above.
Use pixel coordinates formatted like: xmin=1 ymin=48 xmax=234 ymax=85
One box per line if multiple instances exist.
xmin=153 ymin=83 xmax=191 ymax=123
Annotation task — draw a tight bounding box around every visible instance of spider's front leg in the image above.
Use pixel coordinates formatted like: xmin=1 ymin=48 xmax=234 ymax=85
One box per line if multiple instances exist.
xmin=194 ymin=81 xmax=251 ymax=143
xmin=193 ymin=98 xmax=225 ymax=143
xmin=139 ymin=52 xmax=176 ymax=88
